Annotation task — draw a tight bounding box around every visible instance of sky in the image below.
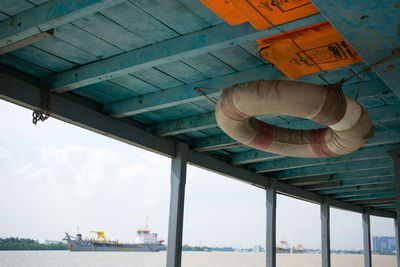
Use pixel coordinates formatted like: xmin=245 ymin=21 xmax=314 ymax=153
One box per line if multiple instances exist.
xmin=0 ymin=99 xmax=396 ymax=250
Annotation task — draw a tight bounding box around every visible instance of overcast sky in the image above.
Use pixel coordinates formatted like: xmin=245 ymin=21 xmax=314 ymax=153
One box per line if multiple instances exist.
xmin=0 ymin=99 xmax=395 ymax=250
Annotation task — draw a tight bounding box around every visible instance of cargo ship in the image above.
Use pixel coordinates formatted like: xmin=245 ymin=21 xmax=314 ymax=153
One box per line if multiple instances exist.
xmin=64 ymin=228 xmax=165 ymax=252
xmin=276 ymin=240 xmax=291 ymax=253
xmin=292 ymin=244 xmax=305 ymax=253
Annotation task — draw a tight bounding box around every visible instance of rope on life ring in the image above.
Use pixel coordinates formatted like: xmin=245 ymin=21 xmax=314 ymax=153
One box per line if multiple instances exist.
xmin=215 ymin=80 xmax=373 ymax=158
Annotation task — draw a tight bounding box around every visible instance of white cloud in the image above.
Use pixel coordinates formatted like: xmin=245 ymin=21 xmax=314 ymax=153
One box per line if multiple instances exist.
xmin=330 ymin=208 xmax=363 ymax=250
xmin=0 ymin=147 xmax=10 ymax=158
xmin=12 ymin=162 xmax=34 ymax=176
xmin=0 ymin=141 xmax=171 ymax=242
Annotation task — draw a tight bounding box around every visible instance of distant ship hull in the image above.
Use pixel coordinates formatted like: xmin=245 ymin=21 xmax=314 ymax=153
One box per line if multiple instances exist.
xmin=276 ymin=248 xmax=291 ymax=254
xmin=68 ymin=242 xmax=164 ymax=252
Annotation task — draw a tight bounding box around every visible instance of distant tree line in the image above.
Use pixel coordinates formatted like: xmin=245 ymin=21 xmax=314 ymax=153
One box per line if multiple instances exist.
xmin=331 ymin=249 xmax=363 ymax=255
xmin=181 ymin=245 xmax=237 ymax=252
xmin=182 ymin=245 xmax=211 ymax=251
xmin=0 ymin=238 xmax=68 ymax=250
xmin=373 ymin=251 xmax=396 ymax=256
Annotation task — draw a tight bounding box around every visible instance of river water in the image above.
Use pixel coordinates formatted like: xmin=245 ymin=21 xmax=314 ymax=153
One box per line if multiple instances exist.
xmin=0 ymin=251 xmax=396 ymax=267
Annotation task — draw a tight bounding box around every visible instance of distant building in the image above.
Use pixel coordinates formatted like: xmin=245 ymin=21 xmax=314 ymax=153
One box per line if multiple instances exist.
xmin=253 ymin=245 xmax=265 ymax=252
xmin=372 ymin=236 xmax=396 ymax=252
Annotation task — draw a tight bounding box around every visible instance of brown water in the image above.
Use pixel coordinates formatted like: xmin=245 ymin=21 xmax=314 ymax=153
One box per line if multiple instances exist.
xmin=0 ymin=251 xmax=396 ymax=267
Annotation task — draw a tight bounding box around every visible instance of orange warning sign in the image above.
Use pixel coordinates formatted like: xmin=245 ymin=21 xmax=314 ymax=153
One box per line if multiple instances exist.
xmin=200 ymin=0 xmax=247 ymax=26
xmin=200 ymin=0 xmax=319 ymax=30
xmin=258 ymin=22 xmax=362 ymax=79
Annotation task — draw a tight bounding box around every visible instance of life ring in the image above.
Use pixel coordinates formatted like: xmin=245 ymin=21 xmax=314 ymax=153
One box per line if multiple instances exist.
xmin=215 ymin=80 xmax=373 ymax=158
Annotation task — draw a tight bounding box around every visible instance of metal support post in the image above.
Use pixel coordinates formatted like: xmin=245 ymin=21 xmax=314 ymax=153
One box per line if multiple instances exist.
xmin=266 ymin=186 xmax=276 ymax=267
xmin=396 ymin=218 xmax=400 ymax=267
xmin=321 ymin=201 xmax=331 ymax=267
xmin=362 ymin=212 xmax=372 ymax=267
xmin=166 ymin=143 xmax=188 ymax=267
xmin=389 ymin=151 xmax=400 ymax=267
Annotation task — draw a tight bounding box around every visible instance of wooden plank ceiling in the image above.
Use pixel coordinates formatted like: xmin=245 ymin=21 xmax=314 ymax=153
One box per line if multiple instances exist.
xmin=0 ymin=0 xmax=399 ymax=214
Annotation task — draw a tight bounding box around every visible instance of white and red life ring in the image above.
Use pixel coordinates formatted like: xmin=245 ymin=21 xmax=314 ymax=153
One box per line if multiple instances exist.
xmin=215 ymin=80 xmax=373 ymax=158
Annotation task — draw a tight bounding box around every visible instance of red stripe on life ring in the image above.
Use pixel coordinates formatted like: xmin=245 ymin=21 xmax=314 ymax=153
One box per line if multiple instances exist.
xmin=246 ymin=121 xmax=274 ymax=150
xmin=311 ymin=85 xmax=347 ymax=126
xmin=220 ymin=87 xmax=251 ymax=121
xmin=309 ymin=128 xmax=338 ymax=157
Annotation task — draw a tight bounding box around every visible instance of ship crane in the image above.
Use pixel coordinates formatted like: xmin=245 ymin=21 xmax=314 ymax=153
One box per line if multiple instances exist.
xmin=145 ymin=216 xmax=149 ymax=230
xmin=90 ymin=231 xmax=107 ymax=243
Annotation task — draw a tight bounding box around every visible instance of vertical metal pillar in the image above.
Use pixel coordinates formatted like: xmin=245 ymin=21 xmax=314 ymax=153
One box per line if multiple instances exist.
xmin=396 ymin=218 xmax=400 ymax=267
xmin=321 ymin=201 xmax=331 ymax=267
xmin=266 ymin=186 xmax=276 ymax=267
xmin=389 ymin=151 xmax=400 ymax=267
xmin=166 ymin=143 xmax=188 ymax=267
xmin=362 ymin=212 xmax=372 ymax=267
